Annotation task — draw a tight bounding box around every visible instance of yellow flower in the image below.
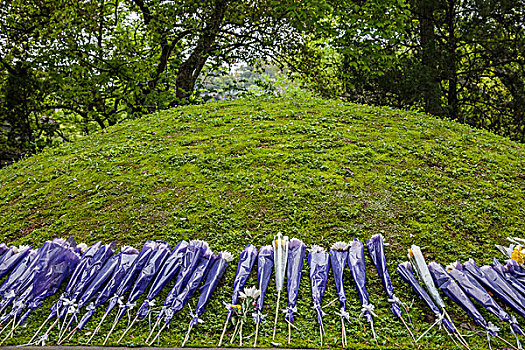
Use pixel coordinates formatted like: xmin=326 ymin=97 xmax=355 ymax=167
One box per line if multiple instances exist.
xmin=511 ymin=246 xmax=525 ymax=264
xmin=231 ymin=304 xmax=241 ymax=310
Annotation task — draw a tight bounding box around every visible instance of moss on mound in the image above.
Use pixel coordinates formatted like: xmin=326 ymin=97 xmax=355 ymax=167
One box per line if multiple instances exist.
xmin=0 ymin=96 xmax=523 ymax=348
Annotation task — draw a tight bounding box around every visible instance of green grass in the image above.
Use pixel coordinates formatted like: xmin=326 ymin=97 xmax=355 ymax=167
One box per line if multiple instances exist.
xmin=0 ymin=96 xmax=524 ymax=348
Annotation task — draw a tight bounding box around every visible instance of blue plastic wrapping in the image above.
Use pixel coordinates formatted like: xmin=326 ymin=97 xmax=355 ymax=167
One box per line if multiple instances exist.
xmin=158 ymin=240 xmax=207 ymax=320
xmin=397 ymin=262 xmax=456 ymax=333
xmin=308 ymin=246 xmax=330 ymax=327
xmin=101 ymin=241 xmax=157 ymax=321
xmin=136 ymin=241 xmax=189 ymax=319
xmin=0 ymin=245 xmax=32 ymax=280
xmin=330 ymin=242 xmax=349 ymax=321
xmin=428 ymin=262 xmax=493 ymax=335
xmin=0 ymin=243 xmax=8 ymax=257
xmin=493 ymin=258 xmax=525 ymax=298
xmin=347 ymin=239 xmax=374 ymax=325
xmin=190 ymin=251 xmax=232 ymax=327
xmin=76 ymin=246 xmax=139 ymax=330
xmin=254 ymin=245 xmax=274 ymax=324
xmin=0 ymin=241 xmax=55 ymax=316
xmin=366 ymin=234 xmax=402 ymax=318
xmin=11 ymin=240 xmax=80 ymax=325
xmin=165 ymin=249 xmax=216 ymax=325
xmin=58 ymin=242 xmax=115 ymax=322
xmin=285 ymin=238 xmax=306 ymax=324
xmin=0 ymin=248 xmax=37 ymax=297
xmin=113 ymin=241 xmax=171 ymax=324
xmin=463 ymin=259 xmax=525 ymax=319
xmin=224 ymin=243 xmax=257 ymax=322
xmin=448 ymin=261 xmax=524 ymax=335
xmin=50 ymin=242 xmax=103 ymax=321
xmin=506 ymin=259 xmax=525 ymax=285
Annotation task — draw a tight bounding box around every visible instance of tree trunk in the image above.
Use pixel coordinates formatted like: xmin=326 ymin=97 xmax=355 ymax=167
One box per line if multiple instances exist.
xmin=175 ymin=0 xmax=229 ymax=103
xmin=417 ymin=0 xmax=442 ymax=116
xmin=446 ymin=0 xmax=458 ymax=120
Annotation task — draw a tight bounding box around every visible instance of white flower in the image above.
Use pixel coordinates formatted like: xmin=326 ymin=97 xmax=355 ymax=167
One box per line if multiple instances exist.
xmin=220 ymin=251 xmax=234 ymax=262
xmin=242 ymin=286 xmax=261 ymax=300
xmin=331 ymin=242 xmax=349 ymax=251
xmin=77 ymin=243 xmax=88 ymax=253
xmin=308 ymin=245 xmax=325 ymax=253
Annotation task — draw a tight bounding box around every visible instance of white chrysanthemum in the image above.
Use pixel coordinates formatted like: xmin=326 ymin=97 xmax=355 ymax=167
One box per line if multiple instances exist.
xmin=12 ymin=246 xmax=19 ymax=254
xmin=308 ymin=245 xmax=325 ymax=253
xmin=77 ymin=243 xmax=88 ymax=253
xmin=220 ymin=251 xmax=234 ymax=262
xmin=331 ymin=242 xmax=349 ymax=251
xmin=18 ymin=245 xmax=30 ymax=252
xmin=243 ymin=286 xmax=261 ymax=300
xmin=445 ymin=262 xmax=458 ymax=272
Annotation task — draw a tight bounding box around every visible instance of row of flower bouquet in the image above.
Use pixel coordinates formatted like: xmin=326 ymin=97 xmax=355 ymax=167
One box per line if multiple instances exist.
xmin=0 ymin=235 xmax=525 ymax=348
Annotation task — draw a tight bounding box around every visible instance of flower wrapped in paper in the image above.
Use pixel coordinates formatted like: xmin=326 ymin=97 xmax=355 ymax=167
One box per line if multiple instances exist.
xmin=448 ymin=261 xmax=524 ymax=349
xmin=308 ymin=245 xmax=330 ymax=346
xmin=0 ymin=245 xmax=32 ymax=280
xmin=76 ymin=246 xmax=138 ymax=342
xmin=148 ymin=247 xmax=215 ymax=345
xmin=0 ymin=238 xmax=80 ymax=345
xmin=329 ymin=241 xmax=350 ymax=346
xmin=181 ymin=251 xmax=233 ymax=347
xmin=253 ymin=245 xmax=273 ymax=346
xmin=429 ymin=262 xmax=503 ymax=344
xmin=366 ymin=234 xmax=416 ymax=344
xmin=284 ymin=238 xmax=306 ymax=343
xmin=347 ymin=239 xmax=377 ymax=342
xmin=218 ymin=243 xmax=257 ymax=346
xmin=89 ymin=240 xmax=157 ymax=343
xmin=397 ymin=262 xmax=457 ymax=334
xmin=57 ymin=249 xmax=124 ymax=344
xmin=117 ymin=241 xmax=189 ymax=343
xmin=136 ymin=241 xmax=189 ymax=320
xmin=104 ymin=241 xmax=171 ymax=344
xmin=465 ymin=259 xmax=525 ymax=313
xmin=271 ymin=233 xmax=288 ymax=341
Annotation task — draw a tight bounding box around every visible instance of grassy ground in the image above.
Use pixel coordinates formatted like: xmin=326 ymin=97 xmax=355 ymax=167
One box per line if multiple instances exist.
xmin=0 ymin=96 xmax=524 ymax=348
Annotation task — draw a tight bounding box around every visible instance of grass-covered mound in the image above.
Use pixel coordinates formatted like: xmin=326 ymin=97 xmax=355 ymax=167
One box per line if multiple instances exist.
xmin=0 ymin=96 xmax=524 ymax=348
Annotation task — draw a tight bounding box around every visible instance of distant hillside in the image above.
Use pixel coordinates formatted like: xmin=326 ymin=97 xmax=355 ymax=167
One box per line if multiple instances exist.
xmin=0 ymin=96 xmax=523 ymax=348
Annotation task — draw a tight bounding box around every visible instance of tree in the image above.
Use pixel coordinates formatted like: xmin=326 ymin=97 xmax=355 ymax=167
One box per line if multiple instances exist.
xmin=0 ymin=0 xmax=306 ymax=165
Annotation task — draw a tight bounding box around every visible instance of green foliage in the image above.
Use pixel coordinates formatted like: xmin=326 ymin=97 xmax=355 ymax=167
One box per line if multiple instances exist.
xmin=292 ymin=0 xmax=525 ymax=142
xmin=0 ymin=96 xmax=523 ymax=348
xmin=0 ymin=0 xmax=306 ymax=164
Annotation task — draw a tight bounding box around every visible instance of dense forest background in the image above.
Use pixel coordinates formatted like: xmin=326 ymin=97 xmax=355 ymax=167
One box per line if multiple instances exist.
xmin=1 ymin=0 xmax=524 ymax=167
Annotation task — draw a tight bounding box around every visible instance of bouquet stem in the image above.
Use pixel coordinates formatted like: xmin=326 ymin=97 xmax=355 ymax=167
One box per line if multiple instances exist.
xmin=342 ymin=318 xmax=347 ymax=347
xmin=181 ymin=324 xmax=193 ymax=347
xmin=218 ymin=317 xmax=228 ymax=346
xmin=146 ymin=316 xmax=162 ymax=343
xmin=87 ymin=311 xmax=109 ymax=344
xmin=288 ymin=322 xmax=291 ymax=343
xmin=29 ymin=318 xmax=48 ymax=345
xmin=59 ymin=327 xmax=77 ymax=344
xmin=148 ymin=323 xmax=167 ymax=346
xmin=272 ymin=290 xmax=281 ymax=340
xmin=0 ymin=323 xmax=18 ymax=346
xmin=117 ymin=314 xmax=139 ymax=343
xmin=399 ymin=315 xmax=417 ymax=345
xmin=148 ymin=322 xmax=166 ymax=346
xmin=239 ymin=322 xmax=243 ymax=346
xmin=103 ymin=313 xmax=119 ymax=345
xmin=254 ymin=322 xmax=259 ymax=347
xmin=495 ymin=334 xmax=519 ymax=350
xmin=230 ymin=319 xmax=240 ymax=344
